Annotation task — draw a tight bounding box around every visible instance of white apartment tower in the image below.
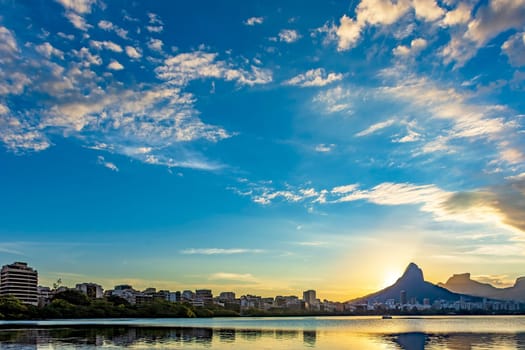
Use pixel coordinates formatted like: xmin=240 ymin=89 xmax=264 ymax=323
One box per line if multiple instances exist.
xmin=0 ymin=262 xmax=38 ymax=306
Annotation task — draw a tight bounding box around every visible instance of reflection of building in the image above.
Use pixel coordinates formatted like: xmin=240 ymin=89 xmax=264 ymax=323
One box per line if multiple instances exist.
xmin=76 ymin=283 xmax=103 ymax=299
xmin=0 ymin=262 xmax=38 ymax=306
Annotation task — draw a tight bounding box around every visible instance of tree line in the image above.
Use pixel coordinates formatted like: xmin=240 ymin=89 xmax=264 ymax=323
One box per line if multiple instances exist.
xmin=0 ymin=290 xmax=239 ymax=320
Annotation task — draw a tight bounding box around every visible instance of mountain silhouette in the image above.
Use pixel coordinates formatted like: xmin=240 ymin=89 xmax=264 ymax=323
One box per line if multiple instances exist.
xmin=439 ymin=273 xmax=525 ymax=301
xmin=349 ymin=263 xmax=479 ymax=304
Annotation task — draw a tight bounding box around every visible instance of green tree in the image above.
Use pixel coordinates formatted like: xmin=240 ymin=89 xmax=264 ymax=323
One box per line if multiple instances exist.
xmin=53 ymin=289 xmax=91 ymax=306
xmin=0 ymin=296 xmax=28 ymax=319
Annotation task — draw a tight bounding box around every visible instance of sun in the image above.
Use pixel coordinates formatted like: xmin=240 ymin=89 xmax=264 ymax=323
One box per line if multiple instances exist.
xmin=382 ymin=269 xmax=401 ymax=288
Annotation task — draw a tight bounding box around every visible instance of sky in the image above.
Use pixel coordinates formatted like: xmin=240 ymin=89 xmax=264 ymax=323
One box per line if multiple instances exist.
xmin=0 ymin=0 xmax=524 ymax=301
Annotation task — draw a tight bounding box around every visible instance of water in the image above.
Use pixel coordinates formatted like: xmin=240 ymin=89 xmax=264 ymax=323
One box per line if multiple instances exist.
xmin=1 ymin=316 xmax=524 ymax=349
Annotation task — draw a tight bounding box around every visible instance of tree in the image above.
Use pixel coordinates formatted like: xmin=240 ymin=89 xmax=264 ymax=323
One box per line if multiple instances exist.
xmin=53 ymin=289 xmax=91 ymax=306
xmin=0 ymin=296 xmax=28 ymax=319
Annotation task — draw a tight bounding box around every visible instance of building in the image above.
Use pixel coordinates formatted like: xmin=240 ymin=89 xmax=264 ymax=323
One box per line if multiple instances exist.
xmin=400 ymin=290 xmax=407 ymax=305
xmin=37 ymin=286 xmax=52 ymax=307
xmin=219 ymin=292 xmax=236 ymax=302
xmin=195 ymin=289 xmax=213 ymax=306
xmin=0 ymin=262 xmax=38 ymax=306
xmin=75 ymin=283 xmax=103 ymax=299
xmin=303 ymin=290 xmax=316 ymax=309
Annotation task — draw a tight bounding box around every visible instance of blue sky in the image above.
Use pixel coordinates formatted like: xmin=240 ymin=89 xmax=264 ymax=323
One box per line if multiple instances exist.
xmin=1 ymin=0 xmax=524 ymax=300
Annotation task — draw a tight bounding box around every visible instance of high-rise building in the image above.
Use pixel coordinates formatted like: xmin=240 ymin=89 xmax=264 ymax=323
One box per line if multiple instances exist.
xmin=400 ymin=290 xmax=407 ymax=305
xmin=303 ymin=290 xmax=316 ymax=308
xmin=0 ymin=262 xmax=38 ymax=306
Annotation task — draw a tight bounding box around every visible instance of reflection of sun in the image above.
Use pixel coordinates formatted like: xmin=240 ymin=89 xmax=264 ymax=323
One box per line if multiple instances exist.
xmin=382 ymin=270 xmax=400 ymax=288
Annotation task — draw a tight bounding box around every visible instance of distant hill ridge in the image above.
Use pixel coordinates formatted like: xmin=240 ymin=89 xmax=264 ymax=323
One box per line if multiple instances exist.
xmin=438 ymin=273 xmax=525 ymax=302
xmin=349 ymin=262 xmax=482 ymax=304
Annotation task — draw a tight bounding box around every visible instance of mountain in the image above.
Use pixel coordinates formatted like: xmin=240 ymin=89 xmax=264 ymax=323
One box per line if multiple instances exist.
xmin=439 ymin=273 xmax=525 ymax=301
xmin=349 ymin=263 xmax=479 ymax=304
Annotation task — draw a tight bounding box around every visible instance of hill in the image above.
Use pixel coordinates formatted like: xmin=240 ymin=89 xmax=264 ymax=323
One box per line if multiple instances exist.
xmin=349 ymin=263 xmax=480 ymax=304
xmin=439 ymin=273 xmax=525 ymax=301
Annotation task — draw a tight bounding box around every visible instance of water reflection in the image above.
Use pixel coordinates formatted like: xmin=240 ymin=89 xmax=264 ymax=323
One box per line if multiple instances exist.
xmin=0 ymin=326 xmax=524 ymax=349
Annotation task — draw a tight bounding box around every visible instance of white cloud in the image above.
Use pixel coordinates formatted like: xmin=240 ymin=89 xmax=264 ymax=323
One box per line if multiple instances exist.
xmin=442 ymin=3 xmax=472 ymax=26
xmin=315 ymin=143 xmax=335 ymax=152
xmin=393 ymin=128 xmax=421 ymax=142
xmin=0 ymin=26 xmax=19 ymax=55
xmin=412 ymin=0 xmax=444 ymax=21
xmin=244 ymin=17 xmax=264 ymax=26
xmin=209 ymin=272 xmax=257 ymax=282
xmin=73 ymin=47 xmax=102 ymax=66
xmin=147 ymin=38 xmax=164 ymax=52
xmin=97 ymin=155 xmax=119 ymax=171
xmin=284 ymin=68 xmax=344 ymax=87
xmin=146 ymin=25 xmax=163 ymax=33
xmin=155 ymin=50 xmax=272 ymax=86
xmin=147 ymin=12 xmax=164 ymax=25
xmin=0 ymin=103 xmax=9 ymax=115
xmin=313 ymin=86 xmax=352 ymax=113
xmin=442 ymin=0 xmax=525 ymax=67
xmin=336 ymin=15 xmax=362 ymax=50
xmin=107 ymin=60 xmax=124 ymax=70
xmin=355 ymin=119 xmax=395 ymax=136
xmin=64 ymin=11 xmax=92 ymax=31
xmin=181 ymin=248 xmax=264 ymax=255
xmin=393 ymin=38 xmax=428 ymax=56
xmin=55 ymin=0 xmax=96 ymax=14
xmin=239 ymin=177 xmax=525 ymax=233
xmin=97 ymin=20 xmax=128 ymax=39
xmin=125 ymin=45 xmax=142 ymax=59
xmin=90 ymin=40 xmax=123 ymax=52
xmin=35 ymin=42 xmax=64 ymax=59
xmin=502 ymin=32 xmax=525 ymax=67
xmin=278 ymin=29 xmax=301 ymax=43
xmin=331 ymin=184 xmax=359 ymax=194
xmin=0 ymin=117 xmax=50 ymax=152
xmin=499 ymin=147 xmax=525 ymax=164
xmin=379 ymin=68 xmax=517 ymax=158
xmin=465 ymin=0 xmax=525 ymax=46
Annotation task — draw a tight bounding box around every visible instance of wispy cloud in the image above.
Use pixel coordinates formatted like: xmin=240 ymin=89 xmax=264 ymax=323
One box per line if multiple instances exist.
xmin=355 ymin=119 xmax=395 ymax=137
xmin=313 ymin=86 xmax=353 ymax=113
xmin=180 ymin=248 xmax=265 ymax=255
xmin=284 ymin=68 xmax=343 ymax=87
xmin=209 ymin=272 xmax=257 ymax=282
xmin=97 ymin=156 xmax=119 ymax=172
xmin=314 ymin=143 xmax=335 ymax=152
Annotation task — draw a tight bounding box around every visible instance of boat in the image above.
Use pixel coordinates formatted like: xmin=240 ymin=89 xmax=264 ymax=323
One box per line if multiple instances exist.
xmin=382 ymin=315 xmax=393 ymax=319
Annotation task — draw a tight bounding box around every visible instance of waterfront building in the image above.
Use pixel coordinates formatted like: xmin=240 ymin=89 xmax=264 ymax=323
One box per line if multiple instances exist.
xmin=75 ymin=283 xmax=103 ymax=299
xmin=195 ymin=289 xmax=213 ymax=306
xmin=219 ymin=291 xmax=236 ymax=302
xmin=303 ymin=290 xmax=316 ymax=309
xmin=182 ymin=290 xmax=195 ymax=302
xmin=0 ymin=262 xmax=38 ymax=306
xmin=37 ymin=285 xmax=52 ymax=307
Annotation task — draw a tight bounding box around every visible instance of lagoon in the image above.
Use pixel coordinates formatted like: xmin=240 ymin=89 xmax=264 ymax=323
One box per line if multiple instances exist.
xmin=1 ymin=316 xmax=525 ymax=349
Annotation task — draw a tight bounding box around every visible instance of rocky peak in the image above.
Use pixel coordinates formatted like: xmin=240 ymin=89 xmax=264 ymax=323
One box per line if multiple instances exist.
xmin=399 ymin=262 xmax=424 ymax=283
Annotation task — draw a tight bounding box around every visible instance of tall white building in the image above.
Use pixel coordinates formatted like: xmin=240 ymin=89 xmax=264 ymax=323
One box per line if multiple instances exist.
xmin=0 ymin=262 xmax=38 ymax=306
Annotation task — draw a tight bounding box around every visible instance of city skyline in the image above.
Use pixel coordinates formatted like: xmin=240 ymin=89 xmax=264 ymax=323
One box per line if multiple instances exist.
xmin=1 ymin=0 xmax=524 ymax=301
